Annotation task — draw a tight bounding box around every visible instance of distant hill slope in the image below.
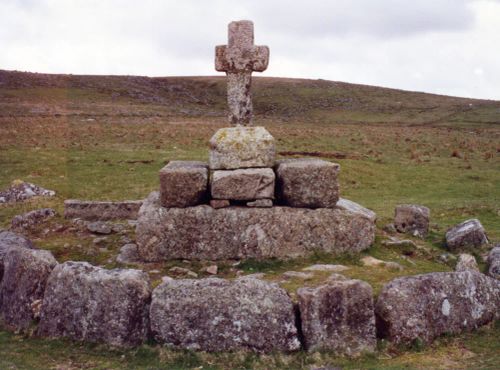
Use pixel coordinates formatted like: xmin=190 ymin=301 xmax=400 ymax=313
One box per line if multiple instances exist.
xmin=0 ymin=69 xmax=499 ymax=125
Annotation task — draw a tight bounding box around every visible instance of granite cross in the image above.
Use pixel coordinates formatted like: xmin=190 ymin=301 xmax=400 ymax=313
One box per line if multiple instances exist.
xmin=215 ymin=20 xmax=269 ymax=126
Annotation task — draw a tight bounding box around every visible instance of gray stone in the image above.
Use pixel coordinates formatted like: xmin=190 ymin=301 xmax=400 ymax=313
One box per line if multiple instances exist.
xmin=446 ymin=219 xmax=489 ymax=250
xmin=275 ymin=158 xmax=340 ymax=208
xmin=11 ymin=208 xmax=57 ymax=231
xmin=247 ymin=199 xmax=273 ymax=207
xmin=38 ymin=262 xmax=151 ymax=347
xmin=375 ymin=271 xmax=500 ymax=345
xmin=209 ymin=126 xmax=275 ymax=170
xmin=487 ymin=246 xmax=500 ymax=280
xmin=64 ymin=199 xmax=143 ymax=221
xmin=159 ymin=161 xmax=208 ymax=208
xmin=455 ymin=253 xmax=479 ymax=272
xmin=297 ymin=278 xmax=376 ymax=355
xmin=136 ymin=192 xmax=375 ymax=261
xmin=210 ymin=199 xmax=230 ymax=209
xmin=169 ymin=266 xmax=198 ymax=278
xmin=116 ymin=243 xmax=140 ymax=264
xmin=394 ymin=204 xmax=430 ymax=238
xmin=0 ymin=231 xmax=34 ymax=283
xmin=211 ymin=168 xmax=275 ymax=201
xmin=361 ymin=256 xmax=404 ymax=271
xmin=150 ymin=277 xmax=300 ymax=352
xmin=215 ymin=20 xmax=269 ymax=125
xmin=87 ymin=221 xmax=112 ymax=235
xmin=303 ymin=264 xmax=349 ymax=272
xmin=0 ymin=181 xmax=55 ymax=203
xmin=0 ymin=248 xmax=57 ymax=330
xmin=382 ymin=238 xmax=417 ymax=249
xmin=282 ymin=271 xmax=314 ymax=280
xmin=336 ymin=198 xmax=377 ymax=222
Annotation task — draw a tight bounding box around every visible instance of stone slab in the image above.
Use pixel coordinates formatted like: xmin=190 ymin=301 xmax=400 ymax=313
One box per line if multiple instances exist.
xmin=275 ymin=158 xmax=340 ymax=208
xmin=136 ymin=191 xmax=375 ymax=261
xmin=38 ymin=261 xmax=151 ymax=347
xmin=150 ymin=277 xmax=300 ymax=352
xmin=211 ymin=168 xmax=275 ymax=200
xmin=209 ymin=126 xmax=275 ymax=170
xmin=64 ymin=199 xmax=143 ymax=221
xmin=375 ymin=271 xmax=500 ymax=345
xmin=297 ymin=278 xmax=376 ymax=355
xmin=159 ymin=161 xmax=208 ymax=208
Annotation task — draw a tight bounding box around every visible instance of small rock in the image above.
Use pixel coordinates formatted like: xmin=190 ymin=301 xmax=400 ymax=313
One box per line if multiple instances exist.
xmin=446 ymin=219 xmax=489 ymax=250
xmin=383 ymin=223 xmax=397 ymax=233
xmin=111 ymin=224 xmax=126 ymax=233
xmin=93 ymin=237 xmax=108 ymax=245
xmin=169 ymin=266 xmax=198 ymax=278
xmin=87 ymin=221 xmax=112 ymax=235
xmin=486 ymin=246 xmax=500 ymax=280
xmin=210 ymin=199 xmax=230 ymax=209
xmin=247 ymin=199 xmax=273 ymax=208
xmin=239 ymin=272 xmax=266 ymax=280
xmin=161 ymin=276 xmax=174 ymax=284
xmin=120 ymin=235 xmax=132 ymax=244
xmin=116 ymin=243 xmax=140 ymax=264
xmin=394 ymin=204 xmax=430 ymax=238
xmin=0 ymin=181 xmax=55 ymax=203
xmin=30 ymin=299 xmax=43 ymax=319
xmin=455 ymin=253 xmax=479 ymax=272
xmin=282 ymin=271 xmax=314 ymax=280
xmin=303 ymin=264 xmax=349 ymax=272
xmin=326 ymin=273 xmax=348 ymax=282
xmin=11 ymin=208 xmax=57 ymax=231
xmin=382 ymin=238 xmax=417 ymax=249
xmin=361 ymin=256 xmax=404 ymax=270
xmin=438 ymin=253 xmax=457 ymax=264
xmin=205 ymin=265 xmax=218 ymax=275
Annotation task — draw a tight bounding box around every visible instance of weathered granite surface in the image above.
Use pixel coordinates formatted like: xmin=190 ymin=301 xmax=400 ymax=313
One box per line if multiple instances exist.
xmin=211 ymin=168 xmax=275 ymax=200
xmin=159 ymin=161 xmax=208 ymax=208
xmin=209 ymin=126 xmax=275 ymax=170
xmin=150 ymin=277 xmax=300 ymax=352
xmin=297 ymin=278 xmax=376 ymax=355
xmin=375 ymin=271 xmax=500 ymax=345
xmin=394 ymin=204 xmax=430 ymax=238
xmin=487 ymin=246 xmax=500 ymax=280
xmin=455 ymin=253 xmax=479 ymax=272
xmin=136 ymin=192 xmax=375 ymax=261
xmin=64 ymin=199 xmax=143 ymax=220
xmin=215 ymin=20 xmax=269 ymax=126
xmin=38 ymin=262 xmax=151 ymax=347
xmin=0 ymin=181 xmax=55 ymax=203
xmin=275 ymin=158 xmax=340 ymax=208
xmin=336 ymin=198 xmax=377 ymax=222
xmin=0 ymin=247 xmax=57 ymax=330
xmin=0 ymin=231 xmax=34 ymax=283
xmin=446 ymin=219 xmax=489 ymax=250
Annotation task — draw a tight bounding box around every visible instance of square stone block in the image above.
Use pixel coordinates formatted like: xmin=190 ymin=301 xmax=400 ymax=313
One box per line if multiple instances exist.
xmin=211 ymin=168 xmax=275 ymax=201
xmin=209 ymin=126 xmax=275 ymax=170
xmin=159 ymin=161 xmax=208 ymax=208
xmin=275 ymin=158 xmax=340 ymax=208
xmin=394 ymin=204 xmax=430 ymax=238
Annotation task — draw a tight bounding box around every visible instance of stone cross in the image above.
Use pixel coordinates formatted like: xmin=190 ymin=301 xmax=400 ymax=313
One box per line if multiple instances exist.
xmin=215 ymin=20 xmax=269 ymax=126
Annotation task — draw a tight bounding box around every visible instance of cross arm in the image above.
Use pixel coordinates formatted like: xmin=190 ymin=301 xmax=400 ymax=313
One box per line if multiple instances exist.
xmin=215 ymin=45 xmax=270 ymax=72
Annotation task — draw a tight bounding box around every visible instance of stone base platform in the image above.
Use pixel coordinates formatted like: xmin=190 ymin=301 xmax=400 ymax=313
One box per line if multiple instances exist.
xmin=136 ymin=192 xmax=375 ymax=261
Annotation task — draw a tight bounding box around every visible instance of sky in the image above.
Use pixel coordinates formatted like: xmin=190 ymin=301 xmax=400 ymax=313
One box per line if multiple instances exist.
xmin=1 ymin=0 xmax=500 ymax=100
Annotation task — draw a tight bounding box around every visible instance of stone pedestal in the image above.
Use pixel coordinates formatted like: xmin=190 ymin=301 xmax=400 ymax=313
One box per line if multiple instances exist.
xmin=209 ymin=126 xmax=275 ymax=170
xmin=136 ymin=192 xmax=375 ymax=261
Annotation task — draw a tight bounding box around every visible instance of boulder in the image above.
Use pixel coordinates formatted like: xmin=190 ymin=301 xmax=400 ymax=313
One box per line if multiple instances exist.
xmin=446 ymin=219 xmax=489 ymax=250
xmin=211 ymin=168 xmax=275 ymax=201
xmin=136 ymin=192 xmax=375 ymax=261
xmin=0 ymin=231 xmax=34 ymax=283
xmin=375 ymin=271 xmax=500 ymax=345
xmin=297 ymin=278 xmax=376 ymax=355
xmin=11 ymin=208 xmax=57 ymax=231
xmin=0 ymin=248 xmax=57 ymax=330
xmin=336 ymin=198 xmax=377 ymax=222
xmin=394 ymin=204 xmax=430 ymax=238
xmin=64 ymin=199 xmax=143 ymax=220
xmin=209 ymin=126 xmax=275 ymax=170
xmin=159 ymin=161 xmax=208 ymax=208
xmin=455 ymin=253 xmax=479 ymax=272
xmin=0 ymin=181 xmax=55 ymax=203
xmin=150 ymin=277 xmax=300 ymax=352
xmin=275 ymin=158 xmax=339 ymax=208
xmin=487 ymin=246 xmax=500 ymax=280
xmin=38 ymin=262 xmax=151 ymax=347
xmin=87 ymin=221 xmax=112 ymax=235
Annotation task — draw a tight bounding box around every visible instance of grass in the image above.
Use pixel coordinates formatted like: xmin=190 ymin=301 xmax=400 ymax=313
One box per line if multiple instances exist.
xmin=0 ymin=71 xmax=499 ymax=368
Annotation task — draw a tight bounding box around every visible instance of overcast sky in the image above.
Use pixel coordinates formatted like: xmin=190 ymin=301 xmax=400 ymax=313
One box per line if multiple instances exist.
xmin=1 ymin=0 xmax=500 ymax=100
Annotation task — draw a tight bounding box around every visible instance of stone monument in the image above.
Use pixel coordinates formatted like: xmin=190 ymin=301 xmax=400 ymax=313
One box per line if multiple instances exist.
xmin=135 ymin=20 xmax=376 ymax=261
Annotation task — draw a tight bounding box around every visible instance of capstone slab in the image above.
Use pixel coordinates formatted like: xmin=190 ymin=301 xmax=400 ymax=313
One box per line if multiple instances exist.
xmin=136 ymin=191 xmax=375 ymax=261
